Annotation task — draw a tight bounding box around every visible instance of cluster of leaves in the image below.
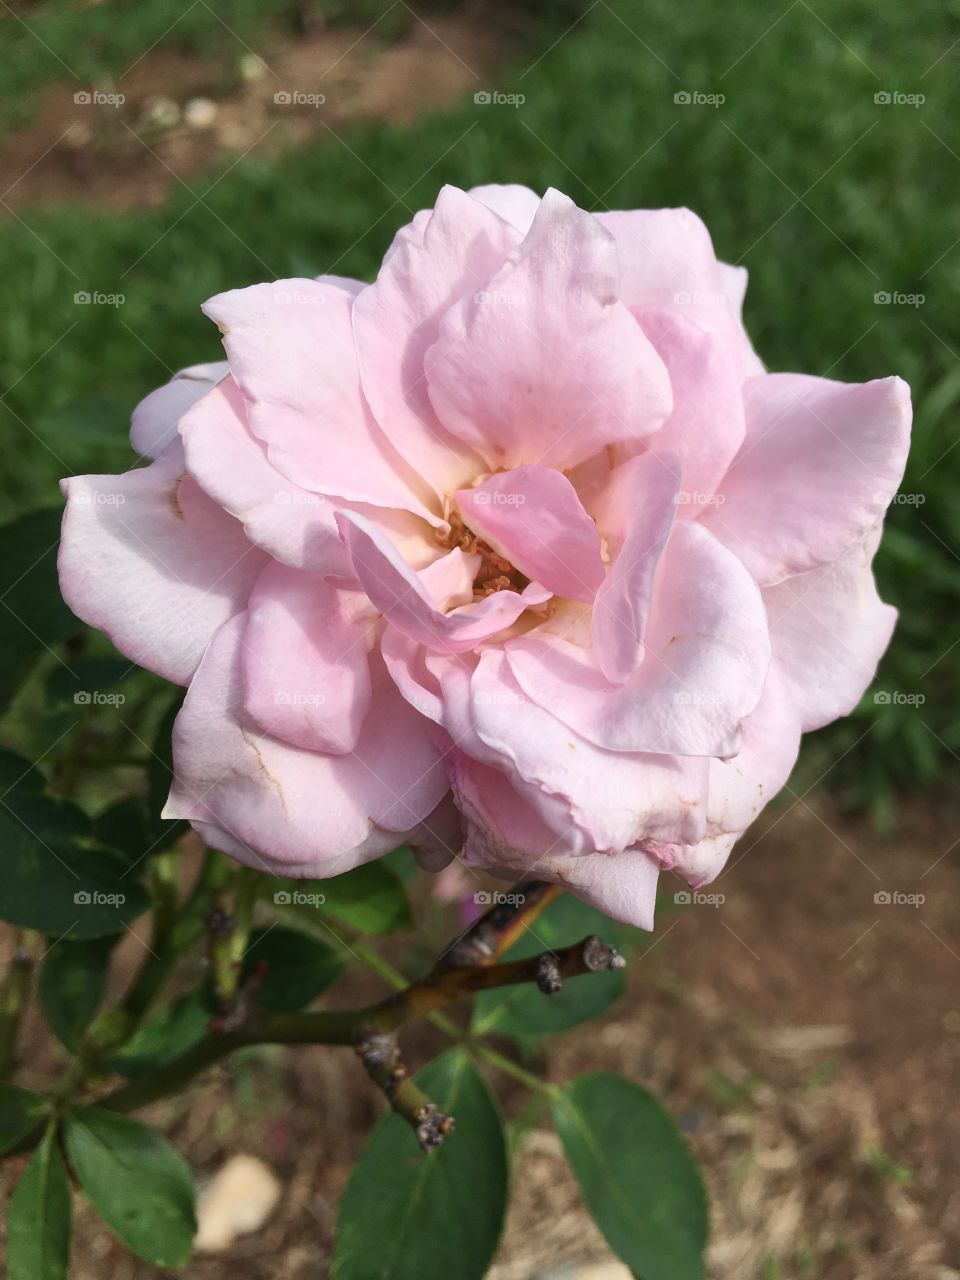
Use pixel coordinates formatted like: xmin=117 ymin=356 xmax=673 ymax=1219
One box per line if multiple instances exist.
xmin=0 ymin=498 xmax=708 ymax=1277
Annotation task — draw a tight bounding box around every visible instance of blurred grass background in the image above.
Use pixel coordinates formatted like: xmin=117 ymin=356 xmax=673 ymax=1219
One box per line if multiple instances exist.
xmin=1 ymin=0 xmax=957 ymax=817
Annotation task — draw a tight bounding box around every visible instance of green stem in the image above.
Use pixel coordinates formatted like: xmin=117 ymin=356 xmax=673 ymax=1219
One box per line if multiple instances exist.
xmin=0 ymin=930 xmax=39 ymax=1080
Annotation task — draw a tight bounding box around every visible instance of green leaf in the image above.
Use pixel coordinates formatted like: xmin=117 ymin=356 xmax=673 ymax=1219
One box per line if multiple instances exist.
xmin=7 ymin=1126 xmax=72 ymax=1280
xmin=147 ymin=695 xmax=186 ymax=852
xmin=64 ymin=1106 xmax=196 ymax=1267
xmin=46 ymin=657 xmax=132 ymax=707
xmin=472 ymin=895 xmax=626 ymax=1037
xmin=40 ymin=936 xmax=113 ymax=1050
xmin=271 ymin=860 xmax=412 ymax=936
xmin=552 ymin=1073 xmax=709 ymax=1280
xmin=0 ymin=1085 xmax=48 ymax=1155
xmin=0 ymin=749 xmax=150 ymax=938
xmin=106 ymin=992 xmax=212 ymax=1078
xmin=0 ymin=507 xmax=77 ymax=701
xmin=243 ymin=926 xmax=344 ymax=1012
xmin=334 ymin=1051 xmax=508 ymax=1280
xmin=91 ymin=797 xmax=150 ymax=870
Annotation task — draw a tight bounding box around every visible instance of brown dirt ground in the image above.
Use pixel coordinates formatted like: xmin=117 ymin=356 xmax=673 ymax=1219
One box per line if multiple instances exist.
xmin=0 ymin=3 xmax=518 ymax=211
xmin=3 ymin=789 xmax=959 ymax=1279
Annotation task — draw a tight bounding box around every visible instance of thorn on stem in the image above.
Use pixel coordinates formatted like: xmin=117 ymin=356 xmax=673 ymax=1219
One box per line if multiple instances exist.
xmin=535 ymin=953 xmax=563 ymax=995
xmin=581 ymin=934 xmax=626 ymax=972
xmin=414 ymin=1103 xmax=456 ymax=1152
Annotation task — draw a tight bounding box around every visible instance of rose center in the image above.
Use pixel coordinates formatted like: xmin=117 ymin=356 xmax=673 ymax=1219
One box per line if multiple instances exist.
xmin=440 ymin=509 xmax=529 ymax=597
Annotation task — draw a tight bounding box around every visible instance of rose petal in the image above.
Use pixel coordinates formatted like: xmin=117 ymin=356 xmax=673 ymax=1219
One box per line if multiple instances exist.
xmin=456 ymin=466 xmax=605 ymax=603
xmin=425 ymin=188 xmax=672 ymax=471
xmin=59 ymin=441 xmax=267 ymax=685
xmin=203 ymin=279 xmax=437 ymax=521
xmin=591 ymin=451 xmax=680 ymax=682
xmin=763 ymin=526 xmax=897 ymax=732
xmin=507 ymin=521 xmax=771 ymax=756
xmin=633 ymin=308 xmax=746 ymax=513
xmin=337 ymin=511 xmax=550 ymax=654
xmin=164 ymin=614 xmax=451 ymax=869
xmin=702 ymin=373 xmax=912 ymax=585
xmin=240 ymin=562 xmax=375 ymax=754
xmin=130 ymin=362 xmax=228 ymax=460
xmin=353 ymin=185 xmax=521 ymax=496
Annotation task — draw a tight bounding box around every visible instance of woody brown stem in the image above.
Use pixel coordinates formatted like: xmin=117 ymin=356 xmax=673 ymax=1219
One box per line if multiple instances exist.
xmin=439 ymin=880 xmax=563 ymax=969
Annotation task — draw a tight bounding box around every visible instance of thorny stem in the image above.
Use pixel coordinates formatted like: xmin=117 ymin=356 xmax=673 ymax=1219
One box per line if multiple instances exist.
xmin=94 ymin=933 xmax=624 ymax=1135
xmin=9 ymin=882 xmax=622 ymax=1155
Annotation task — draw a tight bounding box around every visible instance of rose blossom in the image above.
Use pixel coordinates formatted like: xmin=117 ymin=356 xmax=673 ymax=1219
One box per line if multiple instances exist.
xmin=58 ymin=184 xmax=911 ymax=927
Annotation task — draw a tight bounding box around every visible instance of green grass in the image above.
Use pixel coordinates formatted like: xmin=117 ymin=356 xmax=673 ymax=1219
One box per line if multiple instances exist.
xmin=1 ymin=0 xmax=958 ymax=811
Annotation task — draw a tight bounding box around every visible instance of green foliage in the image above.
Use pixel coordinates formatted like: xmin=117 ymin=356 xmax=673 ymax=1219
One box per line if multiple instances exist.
xmin=243 ymin=925 xmax=344 ymax=1011
xmin=0 ymin=1085 xmax=48 ymax=1155
xmin=40 ymin=937 xmax=114 ymax=1051
xmin=6 ymin=1127 xmax=72 ymax=1280
xmin=473 ymin=894 xmax=627 ymax=1036
xmin=64 ymin=1107 xmax=197 ymax=1267
xmin=0 ymin=509 xmax=77 ymax=702
xmin=272 ymin=860 xmax=413 ymax=935
xmin=106 ymin=992 xmax=212 ymax=1078
xmin=0 ymin=749 xmax=149 ymax=938
xmin=334 ymin=1051 xmax=508 ymax=1280
xmin=553 ymin=1073 xmax=709 ymax=1280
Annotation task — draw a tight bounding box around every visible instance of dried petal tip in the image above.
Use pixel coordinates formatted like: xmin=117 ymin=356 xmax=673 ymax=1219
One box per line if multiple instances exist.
xmin=581 ymin=934 xmax=626 ymax=972
xmin=415 ymin=1104 xmax=455 ymax=1152
xmin=535 ymin=953 xmax=563 ymax=994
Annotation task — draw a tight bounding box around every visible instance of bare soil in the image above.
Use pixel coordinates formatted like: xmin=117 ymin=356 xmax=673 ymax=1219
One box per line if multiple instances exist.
xmin=0 ymin=5 xmax=515 ymax=211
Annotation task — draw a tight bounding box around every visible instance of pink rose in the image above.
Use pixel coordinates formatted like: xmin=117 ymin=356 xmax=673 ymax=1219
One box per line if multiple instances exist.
xmin=58 ymin=185 xmax=911 ymax=927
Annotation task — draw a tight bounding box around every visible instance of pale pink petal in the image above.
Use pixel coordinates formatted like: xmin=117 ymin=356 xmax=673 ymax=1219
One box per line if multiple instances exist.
xmin=716 ymin=262 xmax=765 ymax=376
xmin=634 ymin=308 xmax=746 ymax=512
xmin=353 ymin=185 xmax=521 ymax=495
xmin=240 ymin=562 xmax=375 ymax=754
xmin=58 ymin=441 xmax=267 ymax=685
xmin=456 ymin=466 xmax=605 ymax=603
xmin=179 ymin=376 xmax=347 ymax=574
xmin=591 ymin=451 xmax=680 ymax=681
xmin=468 ymin=183 xmax=541 ymax=232
xmin=597 ymin=206 xmax=753 ymax=377
xmin=425 ymin=188 xmax=672 ymax=471
xmin=203 ymin=279 xmax=437 ymax=521
xmin=453 ymin=753 xmax=662 ymax=929
xmin=337 ymin=511 xmax=550 ymax=654
xmin=703 ymin=374 xmax=912 ymax=585
xmin=164 ymin=614 xmax=450 ymax=869
xmin=470 ymin=650 xmax=708 ymax=852
xmin=507 ymin=521 xmax=770 ymax=756
xmin=701 ymin=663 xmax=801 ymax=847
xmin=763 ymin=527 xmax=897 ymax=732
xmin=130 ymin=362 xmax=228 ymax=460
